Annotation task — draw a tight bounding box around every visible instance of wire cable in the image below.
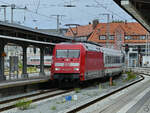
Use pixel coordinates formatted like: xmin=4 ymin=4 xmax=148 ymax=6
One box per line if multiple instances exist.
xmin=0 ymin=0 xmax=56 ymax=21
xmin=94 ymin=0 xmax=133 ymax=21
xmin=35 ymin=0 xmax=40 ymax=13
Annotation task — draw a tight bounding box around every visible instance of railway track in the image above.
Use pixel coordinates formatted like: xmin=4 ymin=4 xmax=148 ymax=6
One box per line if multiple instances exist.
xmin=66 ymin=74 xmax=144 ymax=113
xmin=0 ymin=88 xmax=73 ymax=112
xmin=0 ymin=73 xmax=146 ymax=113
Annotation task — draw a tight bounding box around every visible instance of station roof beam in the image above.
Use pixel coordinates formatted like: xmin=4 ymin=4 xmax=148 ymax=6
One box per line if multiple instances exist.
xmin=0 ymin=21 xmax=73 ymax=44
xmin=114 ymin=0 xmax=150 ymax=32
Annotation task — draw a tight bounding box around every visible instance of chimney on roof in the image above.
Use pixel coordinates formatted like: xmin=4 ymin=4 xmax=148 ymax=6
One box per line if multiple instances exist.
xmin=92 ymin=19 xmax=99 ymax=29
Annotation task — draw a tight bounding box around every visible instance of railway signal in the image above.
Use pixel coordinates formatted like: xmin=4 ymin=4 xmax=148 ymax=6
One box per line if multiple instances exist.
xmin=137 ymin=45 xmax=141 ymax=54
xmin=125 ymin=44 xmax=129 ymax=54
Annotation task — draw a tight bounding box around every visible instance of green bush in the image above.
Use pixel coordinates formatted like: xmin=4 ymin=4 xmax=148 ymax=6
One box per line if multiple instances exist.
xmin=51 ymin=106 xmax=56 ymax=110
xmin=18 ymin=61 xmax=22 ymax=69
xmin=27 ymin=67 xmax=37 ymax=73
xmin=125 ymin=71 xmax=136 ymax=81
xmin=74 ymin=88 xmax=81 ymax=93
xmin=15 ymin=98 xmax=32 ymax=110
xmin=112 ymin=82 xmax=116 ymax=86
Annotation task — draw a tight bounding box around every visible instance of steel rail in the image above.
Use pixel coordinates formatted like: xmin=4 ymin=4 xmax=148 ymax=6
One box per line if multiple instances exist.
xmin=67 ymin=74 xmax=144 ymax=113
xmin=0 ymin=88 xmax=73 ymax=112
xmin=0 ymin=88 xmax=58 ymax=104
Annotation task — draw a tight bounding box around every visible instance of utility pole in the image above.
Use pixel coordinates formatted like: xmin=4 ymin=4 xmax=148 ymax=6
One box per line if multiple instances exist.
xmin=11 ymin=4 xmax=15 ymax=23
xmin=146 ymin=34 xmax=149 ymax=56
xmin=99 ymin=13 xmax=110 ymax=48
xmin=4 ymin=7 xmax=6 ymax=22
xmin=11 ymin=4 xmax=27 ymax=23
xmin=0 ymin=5 xmax=10 ymax=22
xmin=51 ymin=14 xmax=65 ymax=33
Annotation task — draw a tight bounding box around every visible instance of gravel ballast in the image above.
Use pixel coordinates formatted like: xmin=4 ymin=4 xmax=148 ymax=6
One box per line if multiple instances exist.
xmin=3 ymin=74 xmax=141 ymax=113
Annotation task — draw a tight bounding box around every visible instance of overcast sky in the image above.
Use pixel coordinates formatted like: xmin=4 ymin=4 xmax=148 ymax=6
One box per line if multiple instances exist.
xmin=0 ymin=0 xmax=136 ymax=29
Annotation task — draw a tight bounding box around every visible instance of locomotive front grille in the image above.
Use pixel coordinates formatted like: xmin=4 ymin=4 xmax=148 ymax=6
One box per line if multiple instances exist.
xmin=53 ymin=73 xmax=80 ymax=80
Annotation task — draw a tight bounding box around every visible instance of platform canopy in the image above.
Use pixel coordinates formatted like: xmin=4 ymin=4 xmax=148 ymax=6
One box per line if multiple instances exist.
xmin=0 ymin=21 xmax=72 ymax=46
xmin=114 ymin=0 xmax=150 ymax=32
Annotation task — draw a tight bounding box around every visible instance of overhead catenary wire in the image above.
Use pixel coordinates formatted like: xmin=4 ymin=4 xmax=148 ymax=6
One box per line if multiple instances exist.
xmin=35 ymin=0 xmax=40 ymax=13
xmin=0 ymin=0 xmax=135 ymax=28
xmin=0 ymin=0 xmax=56 ymax=21
xmin=0 ymin=0 xmax=131 ymax=22
xmin=94 ymin=0 xmax=134 ymax=21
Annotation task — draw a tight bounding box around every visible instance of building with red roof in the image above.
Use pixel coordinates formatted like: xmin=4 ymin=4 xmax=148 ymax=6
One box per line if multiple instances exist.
xmin=88 ymin=22 xmax=148 ymax=48
xmin=66 ymin=22 xmax=149 ymax=67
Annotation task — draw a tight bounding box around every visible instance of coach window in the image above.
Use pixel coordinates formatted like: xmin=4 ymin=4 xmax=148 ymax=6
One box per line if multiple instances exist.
xmin=116 ymin=57 xmax=119 ymax=63
xmin=110 ymin=56 xmax=113 ymax=64
xmin=105 ymin=56 xmax=109 ymax=64
xmin=110 ymin=56 xmax=112 ymax=64
xmin=117 ymin=57 xmax=119 ymax=63
xmin=114 ymin=57 xmax=115 ymax=64
xmin=115 ymin=57 xmax=117 ymax=63
xmin=99 ymin=36 xmax=106 ymax=40
xmin=108 ymin=56 xmax=111 ymax=64
xmin=116 ymin=57 xmax=118 ymax=63
xmin=109 ymin=56 xmax=111 ymax=64
xmin=107 ymin=56 xmax=109 ymax=64
xmin=112 ymin=56 xmax=115 ymax=64
xmin=105 ymin=56 xmax=106 ymax=64
xmin=114 ymin=56 xmax=116 ymax=64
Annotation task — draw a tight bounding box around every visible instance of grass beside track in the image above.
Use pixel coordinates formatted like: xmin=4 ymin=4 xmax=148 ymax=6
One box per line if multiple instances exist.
xmin=125 ymin=71 xmax=136 ymax=81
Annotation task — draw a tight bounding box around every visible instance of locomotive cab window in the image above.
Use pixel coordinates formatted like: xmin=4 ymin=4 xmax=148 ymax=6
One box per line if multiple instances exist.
xmin=56 ymin=50 xmax=68 ymax=58
xmin=68 ymin=50 xmax=80 ymax=58
xmin=56 ymin=49 xmax=80 ymax=58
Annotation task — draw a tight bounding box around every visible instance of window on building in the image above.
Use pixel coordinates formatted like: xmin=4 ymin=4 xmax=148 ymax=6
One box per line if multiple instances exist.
xmin=99 ymin=36 xmax=106 ymax=40
xmin=109 ymin=36 xmax=114 ymax=40
xmin=125 ymin=36 xmax=132 ymax=40
xmin=139 ymin=35 xmax=146 ymax=40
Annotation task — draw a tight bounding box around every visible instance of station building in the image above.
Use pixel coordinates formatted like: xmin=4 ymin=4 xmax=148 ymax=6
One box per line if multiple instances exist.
xmin=66 ymin=21 xmax=149 ymax=67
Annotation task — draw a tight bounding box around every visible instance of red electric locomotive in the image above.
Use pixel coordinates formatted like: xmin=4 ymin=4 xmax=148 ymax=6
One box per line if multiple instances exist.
xmin=51 ymin=42 xmax=124 ymax=86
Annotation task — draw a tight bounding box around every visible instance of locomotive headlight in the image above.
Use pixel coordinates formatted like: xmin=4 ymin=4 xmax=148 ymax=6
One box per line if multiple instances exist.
xmin=55 ymin=63 xmax=64 ymax=66
xmin=70 ymin=63 xmax=79 ymax=66
xmin=55 ymin=68 xmax=60 ymax=71
xmin=74 ymin=68 xmax=79 ymax=71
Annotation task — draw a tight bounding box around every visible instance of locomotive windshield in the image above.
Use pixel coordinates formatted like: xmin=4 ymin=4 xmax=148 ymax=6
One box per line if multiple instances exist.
xmin=56 ymin=49 xmax=80 ymax=58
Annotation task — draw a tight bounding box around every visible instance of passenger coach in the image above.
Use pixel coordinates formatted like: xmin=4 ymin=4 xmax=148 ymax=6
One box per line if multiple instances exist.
xmin=51 ymin=42 xmax=124 ymax=84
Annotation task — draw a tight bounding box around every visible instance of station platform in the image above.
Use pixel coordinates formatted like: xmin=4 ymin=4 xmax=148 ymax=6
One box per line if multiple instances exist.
xmin=0 ymin=76 xmax=50 ymax=90
xmin=0 ymin=71 xmax=51 ymax=89
xmin=0 ymin=73 xmax=51 ymax=97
